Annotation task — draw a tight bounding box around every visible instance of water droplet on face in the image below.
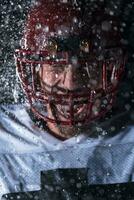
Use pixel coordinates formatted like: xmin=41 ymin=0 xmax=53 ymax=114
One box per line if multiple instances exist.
xmin=55 ymin=73 xmax=58 ymax=78
xmin=92 ymin=105 xmax=99 ymax=116
xmin=76 ymin=182 xmax=82 ymax=188
xmin=27 ymin=85 xmax=32 ymax=90
xmin=71 ymin=56 xmax=78 ymax=65
xmin=50 ymin=32 xmax=55 ymax=37
xmin=36 ymin=92 xmax=40 ymax=97
xmin=35 ymin=64 xmax=40 ymax=72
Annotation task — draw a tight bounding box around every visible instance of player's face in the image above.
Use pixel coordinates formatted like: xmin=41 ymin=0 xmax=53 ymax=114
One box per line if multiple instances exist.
xmin=39 ymin=54 xmax=101 ymax=138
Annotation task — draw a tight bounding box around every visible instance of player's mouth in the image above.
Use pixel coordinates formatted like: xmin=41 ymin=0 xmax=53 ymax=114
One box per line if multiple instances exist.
xmin=55 ymin=98 xmax=89 ymax=120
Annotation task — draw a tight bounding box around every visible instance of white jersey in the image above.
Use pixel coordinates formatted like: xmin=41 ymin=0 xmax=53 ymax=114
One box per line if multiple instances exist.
xmin=0 ymin=104 xmax=134 ymax=198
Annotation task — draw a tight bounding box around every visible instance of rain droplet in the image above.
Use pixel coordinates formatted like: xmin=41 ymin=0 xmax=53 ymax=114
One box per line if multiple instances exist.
xmin=110 ymin=126 xmax=115 ymax=132
xmin=55 ymin=73 xmax=58 ymax=78
xmin=125 ymin=104 xmax=131 ymax=111
xmin=106 ymin=172 xmax=110 ymax=176
xmin=76 ymin=182 xmax=82 ymax=188
xmin=109 ymin=11 xmax=114 ymax=16
xmin=43 ymin=25 xmax=49 ymax=32
xmin=73 ymin=17 xmax=78 ymax=23
xmin=36 ymin=23 xmax=42 ymax=30
xmin=102 ymin=21 xmax=111 ymax=31
xmin=70 ymin=178 xmax=75 ymax=184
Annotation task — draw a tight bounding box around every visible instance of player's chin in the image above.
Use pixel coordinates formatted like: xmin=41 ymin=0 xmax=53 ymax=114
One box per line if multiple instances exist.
xmin=56 ymin=115 xmax=91 ymax=138
xmin=56 ymin=124 xmax=83 ymax=138
xmin=47 ymin=105 xmax=92 ymax=138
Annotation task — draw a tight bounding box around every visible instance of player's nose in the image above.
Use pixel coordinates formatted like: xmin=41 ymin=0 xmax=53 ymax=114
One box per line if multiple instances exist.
xmin=63 ymin=65 xmax=77 ymax=90
xmin=63 ymin=54 xmax=83 ymax=91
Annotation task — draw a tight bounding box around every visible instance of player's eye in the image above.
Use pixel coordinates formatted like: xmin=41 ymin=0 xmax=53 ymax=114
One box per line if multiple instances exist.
xmin=44 ymin=39 xmax=58 ymax=53
xmin=80 ymin=40 xmax=90 ymax=53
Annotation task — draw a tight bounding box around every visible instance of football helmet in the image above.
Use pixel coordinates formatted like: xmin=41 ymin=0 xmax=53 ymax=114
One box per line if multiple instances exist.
xmin=15 ymin=0 xmax=127 ymax=126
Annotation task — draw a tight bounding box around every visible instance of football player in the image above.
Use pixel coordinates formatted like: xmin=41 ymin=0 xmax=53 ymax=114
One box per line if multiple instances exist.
xmin=1 ymin=0 xmax=133 ymax=198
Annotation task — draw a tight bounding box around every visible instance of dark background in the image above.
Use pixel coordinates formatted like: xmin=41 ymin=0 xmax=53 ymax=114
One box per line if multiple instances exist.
xmin=0 ymin=0 xmax=32 ymax=104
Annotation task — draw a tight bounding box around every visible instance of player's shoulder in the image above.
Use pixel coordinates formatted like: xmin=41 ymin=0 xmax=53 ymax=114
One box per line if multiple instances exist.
xmin=0 ymin=103 xmax=29 ymax=117
xmin=0 ymin=103 xmax=63 ymax=153
xmin=0 ymin=103 xmax=33 ymax=131
xmin=0 ymin=103 xmax=46 ymax=153
xmin=97 ymin=108 xmax=134 ymax=145
xmin=101 ymin=125 xmax=134 ymax=147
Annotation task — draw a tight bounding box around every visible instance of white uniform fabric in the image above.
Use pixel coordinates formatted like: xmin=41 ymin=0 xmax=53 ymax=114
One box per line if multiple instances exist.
xmin=0 ymin=104 xmax=134 ymax=198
